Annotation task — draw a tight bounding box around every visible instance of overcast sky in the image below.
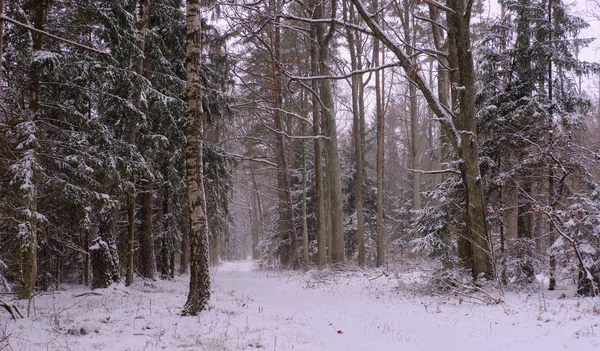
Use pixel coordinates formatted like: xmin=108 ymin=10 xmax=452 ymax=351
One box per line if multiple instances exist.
xmin=578 ymin=0 xmax=599 ymax=62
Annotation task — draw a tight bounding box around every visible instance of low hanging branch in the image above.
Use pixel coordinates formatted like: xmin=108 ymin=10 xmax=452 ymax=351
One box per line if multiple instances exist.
xmin=1 ymin=15 xmax=109 ymax=56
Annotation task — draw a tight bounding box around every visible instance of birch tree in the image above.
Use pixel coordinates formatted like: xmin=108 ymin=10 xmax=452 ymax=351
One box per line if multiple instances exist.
xmin=182 ymin=0 xmax=210 ymax=316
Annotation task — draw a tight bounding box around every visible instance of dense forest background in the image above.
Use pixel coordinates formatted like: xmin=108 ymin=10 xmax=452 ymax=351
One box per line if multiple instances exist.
xmin=1 ymin=0 xmax=600 ymax=315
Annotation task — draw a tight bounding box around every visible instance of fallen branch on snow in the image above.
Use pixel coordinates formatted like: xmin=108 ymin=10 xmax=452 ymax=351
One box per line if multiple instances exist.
xmin=0 ymin=299 xmax=23 ymax=320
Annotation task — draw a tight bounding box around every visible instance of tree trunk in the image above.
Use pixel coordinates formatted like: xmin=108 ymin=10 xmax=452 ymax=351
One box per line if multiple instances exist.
xmin=548 ymin=167 xmax=556 ymax=290
xmin=125 ymin=195 xmax=135 ymax=286
xmin=315 ymin=0 xmax=344 ymax=264
xmin=301 ymin=94 xmax=310 ymax=269
xmin=373 ymin=0 xmax=385 ymax=267
xmin=210 ymin=231 xmax=220 ymax=266
xmin=91 ymin=208 xmax=121 ymax=289
xmin=269 ymin=9 xmax=299 ymax=269
xmin=182 ymin=0 xmax=210 ymax=316
xmin=301 ymin=137 xmax=309 ymax=269
xmin=161 ymin=183 xmax=171 ymax=278
xmin=125 ymin=0 xmax=151 ymax=286
xmin=401 ymin=0 xmax=421 ymax=212
xmin=90 ymin=238 xmax=118 ymax=289
xmin=169 ymin=250 xmax=175 ymax=279
xmin=345 ymin=1 xmax=365 ymax=267
xmin=351 ymin=0 xmax=492 ymax=278
xmin=547 ymin=0 xmax=557 ymax=291
xmin=161 ymin=234 xmax=170 ymax=278
xmin=447 ymin=0 xmax=491 ymax=278
xmin=251 ymin=173 xmax=262 ymax=260
xmin=0 ymin=0 xmax=3 ymax=59
xmin=180 ymin=231 xmax=189 ymax=274
xmin=501 ymin=167 xmax=518 ymax=282
xmin=309 ymin=22 xmax=326 ymax=269
xmin=503 ymin=178 xmax=518 ymax=242
xmin=18 ymin=0 xmax=44 ymax=306
xmin=251 ymin=195 xmax=259 ymax=260
xmin=83 ymin=228 xmax=90 ymax=286
xmin=140 ymin=182 xmax=157 ymax=279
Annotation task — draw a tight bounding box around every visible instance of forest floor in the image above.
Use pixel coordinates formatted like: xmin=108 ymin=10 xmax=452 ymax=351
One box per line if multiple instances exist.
xmin=1 ymin=260 xmax=599 ymax=351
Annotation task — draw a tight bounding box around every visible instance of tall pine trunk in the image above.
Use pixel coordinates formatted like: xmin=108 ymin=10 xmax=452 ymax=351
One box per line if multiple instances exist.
xmin=125 ymin=0 xmax=153 ymax=285
xmin=18 ymin=0 xmax=44 ymax=309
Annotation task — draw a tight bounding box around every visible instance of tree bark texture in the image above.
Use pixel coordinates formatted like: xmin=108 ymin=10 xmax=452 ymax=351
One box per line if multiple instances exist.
xmin=125 ymin=0 xmax=151 ymax=286
xmin=345 ymin=0 xmax=365 ymax=267
xmin=140 ymin=182 xmax=157 ymax=279
xmin=314 ymin=0 xmax=344 ymax=264
xmin=447 ymin=0 xmax=491 ymax=278
xmin=269 ymin=9 xmax=299 ymax=269
xmin=17 ymin=0 xmax=43 ymax=304
xmin=91 ymin=208 xmax=121 ymax=289
xmin=301 ymin=108 xmax=310 ymax=269
xmin=251 ymin=173 xmax=262 ymax=260
xmin=126 ymin=196 xmax=135 ymax=286
xmin=548 ymin=167 xmax=556 ymax=290
xmin=402 ymin=0 xmax=421 ymax=212
xmin=182 ymin=0 xmax=210 ymax=316
xmin=309 ymin=22 xmax=326 ymax=269
xmin=373 ymin=0 xmax=385 ymax=267
xmin=180 ymin=231 xmax=189 ymax=274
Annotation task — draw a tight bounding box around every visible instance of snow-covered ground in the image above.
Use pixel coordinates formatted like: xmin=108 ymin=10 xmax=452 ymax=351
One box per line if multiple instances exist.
xmin=2 ymin=261 xmax=599 ymax=350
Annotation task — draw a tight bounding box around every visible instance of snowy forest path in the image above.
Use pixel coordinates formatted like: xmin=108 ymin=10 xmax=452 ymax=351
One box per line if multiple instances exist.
xmin=3 ymin=261 xmax=599 ymax=350
xmin=209 ymin=262 xmax=599 ymax=351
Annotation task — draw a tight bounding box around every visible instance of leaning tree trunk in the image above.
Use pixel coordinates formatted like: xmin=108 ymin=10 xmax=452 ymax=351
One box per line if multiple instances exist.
xmin=181 ymin=0 xmax=210 ymax=316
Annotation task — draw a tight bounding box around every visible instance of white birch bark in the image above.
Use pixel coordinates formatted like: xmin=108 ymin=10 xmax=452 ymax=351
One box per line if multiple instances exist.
xmin=182 ymin=0 xmax=211 ymax=316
